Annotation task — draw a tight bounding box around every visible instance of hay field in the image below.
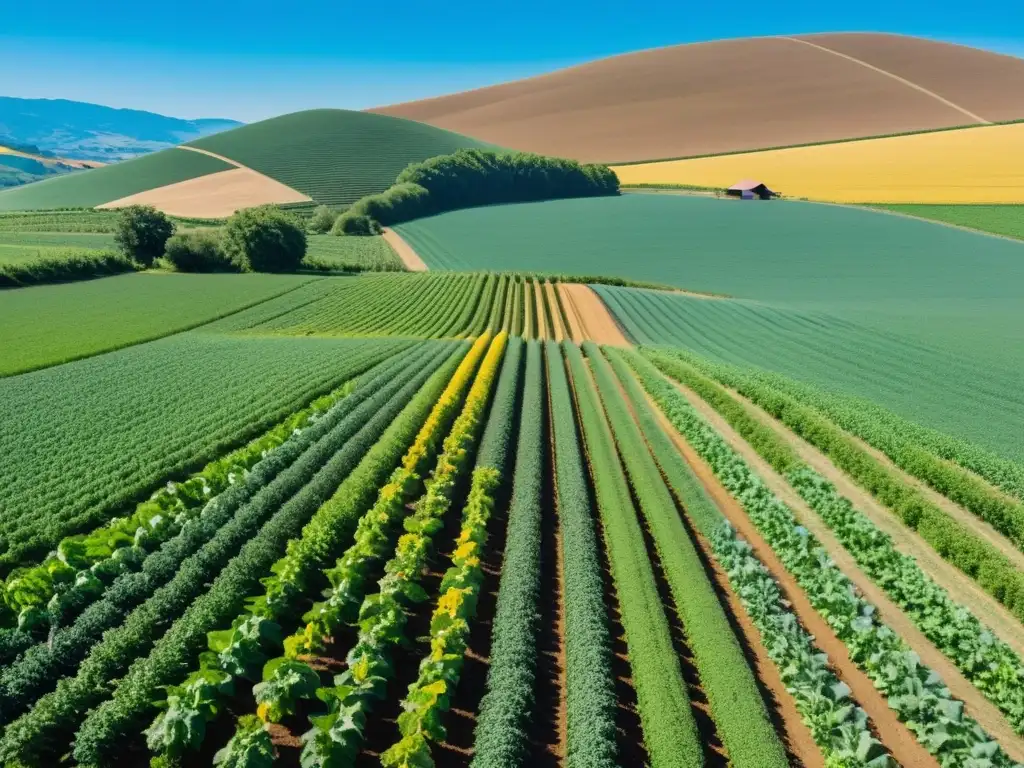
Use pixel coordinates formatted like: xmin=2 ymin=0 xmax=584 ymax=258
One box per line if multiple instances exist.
xmin=612 ymin=123 xmax=1024 ymax=203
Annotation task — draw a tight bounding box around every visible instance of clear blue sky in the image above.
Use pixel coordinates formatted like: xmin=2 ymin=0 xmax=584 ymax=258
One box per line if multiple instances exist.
xmin=2 ymin=0 xmax=1022 ymax=122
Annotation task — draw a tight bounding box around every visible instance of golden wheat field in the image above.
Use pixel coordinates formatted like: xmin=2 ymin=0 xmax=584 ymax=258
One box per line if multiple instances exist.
xmin=612 ymin=123 xmax=1024 ymax=203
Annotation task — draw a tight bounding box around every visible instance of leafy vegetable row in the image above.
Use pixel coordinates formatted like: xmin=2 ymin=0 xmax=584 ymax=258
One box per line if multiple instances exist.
xmin=645 ymin=348 xmax=1024 ymax=622
xmin=585 ymin=342 xmax=787 ymax=768
xmin=143 ymin=335 xmax=490 ymax=767
xmin=622 ymin=350 xmax=1022 ymax=768
xmin=0 ymin=342 xmax=457 ymax=767
xmin=294 ymin=332 xmax=507 ymax=767
xmin=563 ymin=342 xmax=700 ymax=767
xmin=1 ymin=357 xmax=369 ymax=634
xmin=604 ymin=347 xmax=891 ymax=766
xmin=0 ymin=346 xmax=433 ymax=729
xmin=642 ymin=348 xmax=1024 ymax=734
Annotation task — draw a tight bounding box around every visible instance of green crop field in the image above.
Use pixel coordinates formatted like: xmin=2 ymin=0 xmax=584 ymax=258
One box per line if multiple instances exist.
xmin=871 ymin=204 xmax=1024 ymax=240
xmin=0 ymin=150 xmax=232 ymax=211
xmin=0 ymin=272 xmax=315 ymax=375
xmin=305 ymin=234 xmax=403 ymax=271
xmin=0 ymin=208 xmax=225 ymax=232
xmin=0 ymin=231 xmax=116 ymax=264
xmin=595 ymin=286 xmax=1024 ymax=462
xmin=187 ymin=109 xmax=494 ymax=207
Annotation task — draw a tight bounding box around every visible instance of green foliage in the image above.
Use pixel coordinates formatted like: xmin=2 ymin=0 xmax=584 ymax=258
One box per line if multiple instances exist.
xmin=0 ymin=249 xmax=135 ymax=287
xmin=222 ymin=205 xmax=307 ymax=273
xmin=187 ymin=108 xmax=493 ymax=208
xmin=0 ymin=208 xmax=222 ymax=233
xmin=622 ymin=349 xmax=1021 ymax=767
xmin=304 ymin=234 xmax=403 ymax=275
xmin=163 ymin=230 xmax=234 ymax=272
xmin=344 ymin=150 xmax=619 ymax=228
xmin=0 ymin=150 xmax=231 ymax=211
xmin=585 ymin=343 xmax=787 ymax=768
xmin=212 ymin=715 xmax=274 ymax=768
xmin=331 ymin=212 xmax=382 ymax=236
xmin=307 ymin=205 xmax=339 ymax=234
xmin=543 ymin=341 xmax=620 ymax=768
xmin=0 ymin=335 xmax=404 ymax=571
xmin=564 ymin=340 xmax=698 ymax=766
xmin=0 ymin=272 xmax=314 ymax=376
xmin=114 ymin=205 xmax=175 ymax=266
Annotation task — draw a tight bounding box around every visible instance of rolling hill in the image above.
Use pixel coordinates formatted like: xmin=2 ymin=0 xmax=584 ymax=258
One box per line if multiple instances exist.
xmin=0 ymin=109 xmax=495 ymax=215
xmin=372 ymin=33 xmax=1024 ymax=163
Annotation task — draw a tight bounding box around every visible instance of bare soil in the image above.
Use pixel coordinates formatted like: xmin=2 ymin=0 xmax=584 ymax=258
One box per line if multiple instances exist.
xmin=98 ymin=167 xmax=310 ymax=218
xmin=543 ymin=281 xmax=566 ymax=341
xmin=371 ymin=34 xmax=1024 ymax=162
xmin=381 ymin=227 xmax=428 ymax=272
xmin=558 ymin=284 xmax=631 ymax=346
xmin=668 ymin=381 xmax=1024 ymax=763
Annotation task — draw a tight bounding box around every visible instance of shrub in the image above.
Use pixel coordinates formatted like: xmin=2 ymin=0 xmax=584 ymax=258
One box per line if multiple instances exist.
xmin=331 ymin=212 xmax=381 ymax=236
xmin=221 ymin=206 xmax=306 ymax=272
xmin=114 ymin=206 xmax=175 ymax=267
xmin=307 ymin=205 xmax=338 ymax=234
xmin=0 ymin=250 xmax=137 ymax=288
xmin=163 ymin=230 xmax=234 ymax=273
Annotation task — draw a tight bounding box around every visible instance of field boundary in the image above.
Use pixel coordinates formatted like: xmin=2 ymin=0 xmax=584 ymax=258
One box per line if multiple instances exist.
xmin=381 ymin=227 xmax=427 ymax=271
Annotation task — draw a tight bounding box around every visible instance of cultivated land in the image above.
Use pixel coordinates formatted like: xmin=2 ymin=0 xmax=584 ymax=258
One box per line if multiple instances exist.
xmin=872 ymin=203 xmax=1024 ymax=239
xmin=373 ymin=33 xmax=1024 ymax=162
xmin=3 ymin=31 xmax=1024 ymax=768
xmin=612 ymin=122 xmax=1024 ymax=203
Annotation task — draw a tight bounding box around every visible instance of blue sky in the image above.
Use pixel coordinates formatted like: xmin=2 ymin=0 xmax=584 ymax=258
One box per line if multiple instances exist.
xmin=2 ymin=0 xmax=1022 ymax=122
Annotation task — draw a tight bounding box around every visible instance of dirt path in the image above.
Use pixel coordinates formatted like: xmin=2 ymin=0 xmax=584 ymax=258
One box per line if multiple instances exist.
xmin=645 ymin=395 xmax=937 ymax=767
xmin=558 ymin=284 xmax=587 ymax=343
xmin=559 ymin=284 xmax=632 ymax=346
xmin=176 ymin=144 xmax=247 ymax=168
xmin=380 ymin=227 xmax=428 ymax=272
xmin=667 ymin=381 xmax=1024 ymax=762
xmin=533 ymin=279 xmax=548 ymax=340
xmin=726 ymin=386 xmax=1024 ymax=656
xmin=543 ymin=281 xmax=566 ymax=341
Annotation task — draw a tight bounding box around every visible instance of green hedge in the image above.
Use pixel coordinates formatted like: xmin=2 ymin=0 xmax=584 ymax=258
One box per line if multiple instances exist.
xmin=0 ymin=250 xmax=136 ymax=287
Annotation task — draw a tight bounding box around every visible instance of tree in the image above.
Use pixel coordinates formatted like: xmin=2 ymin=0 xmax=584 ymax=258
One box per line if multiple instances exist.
xmin=114 ymin=205 xmax=174 ymax=267
xmin=222 ymin=206 xmax=307 ymax=272
xmin=307 ymin=205 xmax=338 ymax=234
xmin=163 ymin=230 xmax=234 ymax=272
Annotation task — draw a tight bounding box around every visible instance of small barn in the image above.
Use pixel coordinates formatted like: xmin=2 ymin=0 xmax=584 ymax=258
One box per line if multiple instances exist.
xmin=726 ymin=179 xmax=778 ymax=200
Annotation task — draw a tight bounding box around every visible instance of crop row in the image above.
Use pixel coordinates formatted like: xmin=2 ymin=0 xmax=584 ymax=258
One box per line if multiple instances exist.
xmin=2 ymin=372 xmax=360 ymax=634
xmin=622 ymin=349 xmax=1021 ymax=766
xmin=603 ymin=348 xmax=892 ymax=765
xmin=0 ymin=342 xmax=459 ymax=765
xmin=562 ymin=342 xmax=699 ymax=766
xmin=0 ymin=334 xmax=409 ymax=570
xmin=640 ymin=348 xmax=1024 ymax=735
xmin=142 ymin=334 xmax=491 ymax=766
xmin=643 ymin=347 xmax=1024 ymax=621
xmin=583 ymin=342 xmax=787 ymax=767
xmin=668 ymin=350 xmax=1024 ymax=531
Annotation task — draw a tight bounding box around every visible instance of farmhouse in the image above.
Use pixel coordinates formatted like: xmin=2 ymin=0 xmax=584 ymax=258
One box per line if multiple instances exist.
xmin=726 ymin=179 xmax=777 ymax=199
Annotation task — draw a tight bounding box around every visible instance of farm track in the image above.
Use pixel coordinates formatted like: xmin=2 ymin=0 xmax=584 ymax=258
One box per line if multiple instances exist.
xmin=645 ymin=391 xmax=937 ymax=767
xmin=723 ymin=384 xmax=1024 ymax=655
xmin=559 ymin=283 xmax=632 ymax=346
xmin=381 ymin=227 xmax=428 ymax=271
xmin=668 ymin=379 xmax=1024 ymax=761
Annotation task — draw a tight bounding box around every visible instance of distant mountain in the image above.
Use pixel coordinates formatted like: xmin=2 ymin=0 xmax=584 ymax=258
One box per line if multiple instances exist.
xmin=0 ymin=97 xmax=243 ymax=163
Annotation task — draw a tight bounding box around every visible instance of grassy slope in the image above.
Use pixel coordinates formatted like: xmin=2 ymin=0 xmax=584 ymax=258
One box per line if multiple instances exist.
xmin=595 ymin=286 xmax=1024 ymax=462
xmin=0 ymin=272 xmax=315 ymax=376
xmin=0 ymin=232 xmax=116 ymax=263
xmin=870 ymin=204 xmax=1024 ymax=240
xmin=187 ymin=109 xmax=494 ymax=207
xmin=0 ymin=150 xmax=231 ymax=211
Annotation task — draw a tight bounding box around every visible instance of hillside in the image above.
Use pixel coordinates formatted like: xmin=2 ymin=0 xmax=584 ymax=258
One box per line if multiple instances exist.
xmin=372 ymin=33 xmax=1024 ymax=163
xmin=0 ymin=109 xmax=495 ymax=215
xmin=0 ymin=96 xmax=241 ymax=162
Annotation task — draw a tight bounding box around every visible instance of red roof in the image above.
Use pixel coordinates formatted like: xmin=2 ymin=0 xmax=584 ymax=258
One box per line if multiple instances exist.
xmin=727 ymin=179 xmax=767 ymax=191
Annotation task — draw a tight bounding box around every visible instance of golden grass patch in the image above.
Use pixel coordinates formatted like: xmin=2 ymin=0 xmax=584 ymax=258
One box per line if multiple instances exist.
xmin=612 ymin=123 xmax=1024 ymax=203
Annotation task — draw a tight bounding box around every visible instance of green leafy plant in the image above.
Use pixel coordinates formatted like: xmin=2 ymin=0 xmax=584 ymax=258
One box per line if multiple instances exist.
xmin=114 ymin=205 xmax=174 ymax=266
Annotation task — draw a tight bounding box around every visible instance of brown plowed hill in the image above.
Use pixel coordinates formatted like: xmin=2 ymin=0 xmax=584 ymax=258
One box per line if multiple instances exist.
xmin=371 ymin=34 xmax=1024 ymax=163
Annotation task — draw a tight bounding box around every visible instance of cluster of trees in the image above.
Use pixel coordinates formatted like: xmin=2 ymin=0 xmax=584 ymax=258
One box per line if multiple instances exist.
xmin=114 ymin=205 xmax=307 ymax=273
xmin=333 ymin=149 xmax=619 ymax=235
